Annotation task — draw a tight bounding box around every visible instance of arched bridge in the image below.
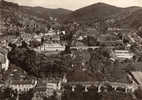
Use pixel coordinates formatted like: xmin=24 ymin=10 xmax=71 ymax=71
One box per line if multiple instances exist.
xmin=62 ymin=81 xmax=138 ymax=93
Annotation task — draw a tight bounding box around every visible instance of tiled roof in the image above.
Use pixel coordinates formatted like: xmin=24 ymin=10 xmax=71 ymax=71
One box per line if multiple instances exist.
xmin=11 ymin=80 xmax=34 ymax=85
xmin=67 ymin=70 xmax=104 ymax=82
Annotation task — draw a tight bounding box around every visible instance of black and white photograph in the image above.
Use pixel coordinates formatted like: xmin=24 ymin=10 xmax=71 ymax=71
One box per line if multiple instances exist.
xmin=0 ymin=0 xmax=142 ymax=100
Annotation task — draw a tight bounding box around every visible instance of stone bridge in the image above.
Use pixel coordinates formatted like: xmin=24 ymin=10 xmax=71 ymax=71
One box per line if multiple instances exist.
xmin=62 ymin=81 xmax=138 ymax=93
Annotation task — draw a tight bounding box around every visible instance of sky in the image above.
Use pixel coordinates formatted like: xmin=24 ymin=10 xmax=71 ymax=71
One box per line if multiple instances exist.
xmin=5 ymin=0 xmax=142 ymax=10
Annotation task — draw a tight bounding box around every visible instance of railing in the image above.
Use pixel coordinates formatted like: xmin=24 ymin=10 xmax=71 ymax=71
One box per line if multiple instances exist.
xmin=63 ymin=81 xmax=136 ymax=88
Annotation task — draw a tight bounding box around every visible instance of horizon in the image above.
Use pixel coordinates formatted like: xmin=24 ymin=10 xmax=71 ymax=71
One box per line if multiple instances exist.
xmin=5 ymin=0 xmax=142 ymax=11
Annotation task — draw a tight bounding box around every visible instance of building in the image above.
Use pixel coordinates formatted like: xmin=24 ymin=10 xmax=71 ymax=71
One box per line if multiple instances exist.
xmin=34 ymin=79 xmax=63 ymax=98
xmin=45 ymin=28 xmax=56 ymax=36
xmin=9 ymin=79 xmax=37 ymax=92
xmin=0 ymin=47 xmax=9 ymax=71
xmin=33 ymin=34 xmax=42 ymax=42
xmin=4 ymin=64 xmax=28 ymax=80
xmin=34 ymin=43 xmax=65 ymax=52
xmin=35 ymin=80 xmax=47 ymax=97
xmin=111 ymin=50 xmax=134 ymax=61
xmin=46 ymin=82 xmax=59 ymax=96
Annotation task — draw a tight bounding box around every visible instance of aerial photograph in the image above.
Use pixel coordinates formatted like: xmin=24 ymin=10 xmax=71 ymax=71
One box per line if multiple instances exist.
xmin=0 ymin=0 xmax=142 ymax=100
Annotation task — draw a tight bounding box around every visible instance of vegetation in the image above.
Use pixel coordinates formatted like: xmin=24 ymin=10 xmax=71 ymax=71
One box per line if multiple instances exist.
xmin=8 ymin=43 xmax=68 ymax=78
xmin=0 ymin=0 xmax=71 ymax=36
xmin=0 ymin=87 xmax=17 ymax=100
xmin=2 ymin=1 xmax=142 ymax=100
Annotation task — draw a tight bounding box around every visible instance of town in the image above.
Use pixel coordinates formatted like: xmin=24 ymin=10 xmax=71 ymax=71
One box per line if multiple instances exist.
xmin=1 ymin=0 xmax=142 ymax=100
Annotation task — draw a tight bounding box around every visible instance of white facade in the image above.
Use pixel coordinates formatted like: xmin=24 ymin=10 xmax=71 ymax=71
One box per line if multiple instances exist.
xmin=9 ymin=80 xmax=37 ymax=92
xmin=33 ymin=35 xmax=42 ymax=42
xmin=2 ymin=54 xmax=9 ymax=71
xmin=47 ymin=83 xmax=58 ymax=90
xmin=46 ymin=81 xmax=62 ymax=97
xmin=10 ymin=84 xmax=34 ymax=92
xmin=34 ymin=43 xmax=65 ymax=52
xmin=112 ymin=50 xmax=134 ymax=60
xmin=0 ymin=48 xmax=9 ymax=71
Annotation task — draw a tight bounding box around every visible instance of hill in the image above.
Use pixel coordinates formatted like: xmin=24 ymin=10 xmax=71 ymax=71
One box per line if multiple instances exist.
xmin=0 ymin=0 xmax=72 ymax=35
xmin=61 ymin=2 xmax=142 ymax=29
xmin=117 ymin=9 xmax=142 ymax=29
xmin=61 ymin=3 xmax=123 ymax=24
xmin=21 ymin=6 xmax=72 ymax=20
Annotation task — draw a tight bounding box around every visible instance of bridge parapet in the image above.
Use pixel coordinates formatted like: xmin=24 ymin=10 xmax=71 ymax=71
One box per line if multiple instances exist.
xmin=62 ymin=81 xmax=138 ymax=93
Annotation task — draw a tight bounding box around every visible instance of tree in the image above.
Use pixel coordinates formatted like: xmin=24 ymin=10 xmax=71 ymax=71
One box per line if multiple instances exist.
xmin=63 ymin=22 xmax=79 ymax=53
xmin=8 ymin=43 xmax=68 ymax=78
xmin=89 ymin=46 xmax=111 ymax=73
xmin=95 ymin=18 xmax=108 ymax=35
xmin=0 ymin=87 xmax=17 ymax=100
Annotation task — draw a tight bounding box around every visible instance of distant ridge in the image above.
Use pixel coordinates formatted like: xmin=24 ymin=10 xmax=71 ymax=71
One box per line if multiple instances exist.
xmin=61 ymin=2 xmax=123 ymax=24
xmin=1 ymin=0 xmax=142 ymax=32
xmin=21 ymin=6 xmax=72 ymax=20
xmin=0 ymin=0 xmax=72 ymax=35
xmin=118 ymin=9 xmax=142 ymax=29
xmin=60 ymin=2 xmax=142 ymax=29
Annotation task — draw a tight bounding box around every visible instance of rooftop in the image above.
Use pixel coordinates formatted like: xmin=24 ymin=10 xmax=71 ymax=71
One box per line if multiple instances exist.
xmin=66 ymin=70 xmax=104 ymax=82
xmin=129 ymin=71 xmax=142 ymax=85
xmin=10 ymin=79 xmax=35 ymax=85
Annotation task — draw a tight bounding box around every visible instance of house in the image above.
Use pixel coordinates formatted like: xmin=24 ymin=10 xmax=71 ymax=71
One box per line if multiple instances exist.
xmin=0 ymin=40 xmax=8 ymax=47
xmin=45 ymin=28 xmax=56 ymax=36
xmin=34 ymin=43 xmax=65 ymax=52
xmin=46 ymin=82 xmax=58 ymax=97
xmin=4 ymin=64 xmax=28 ymax=80
xmin=52 ymin=35 xmax=60 ymax=41
xmin=77 ymin=36 xmax=84 ymax=41
xmin=32 ymin=78 xmax=63 ymax=99
xmin=9 ymin=79 xmax=37 ymax=92
xmin=0 ymin=47 xmax=9 ymax=71
xmin=35 ymin=87 xmax=47 ymax=97
xmin=46 ymin=80 xmax=63 ymax=98
xmin=35 ymin=79 xmax=62 ymax=98
xmin=111 ymin=50 xmax=134 ymax=61
xmin=33 ymin=34 xmax=42 ymax=42
xmin=35 ymin=79 xmax=47 ymax=97
xmin=20 ymin=33 xmax=33 ymax=42
xmin=97 ymin=33 xmax=124 ymax=46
